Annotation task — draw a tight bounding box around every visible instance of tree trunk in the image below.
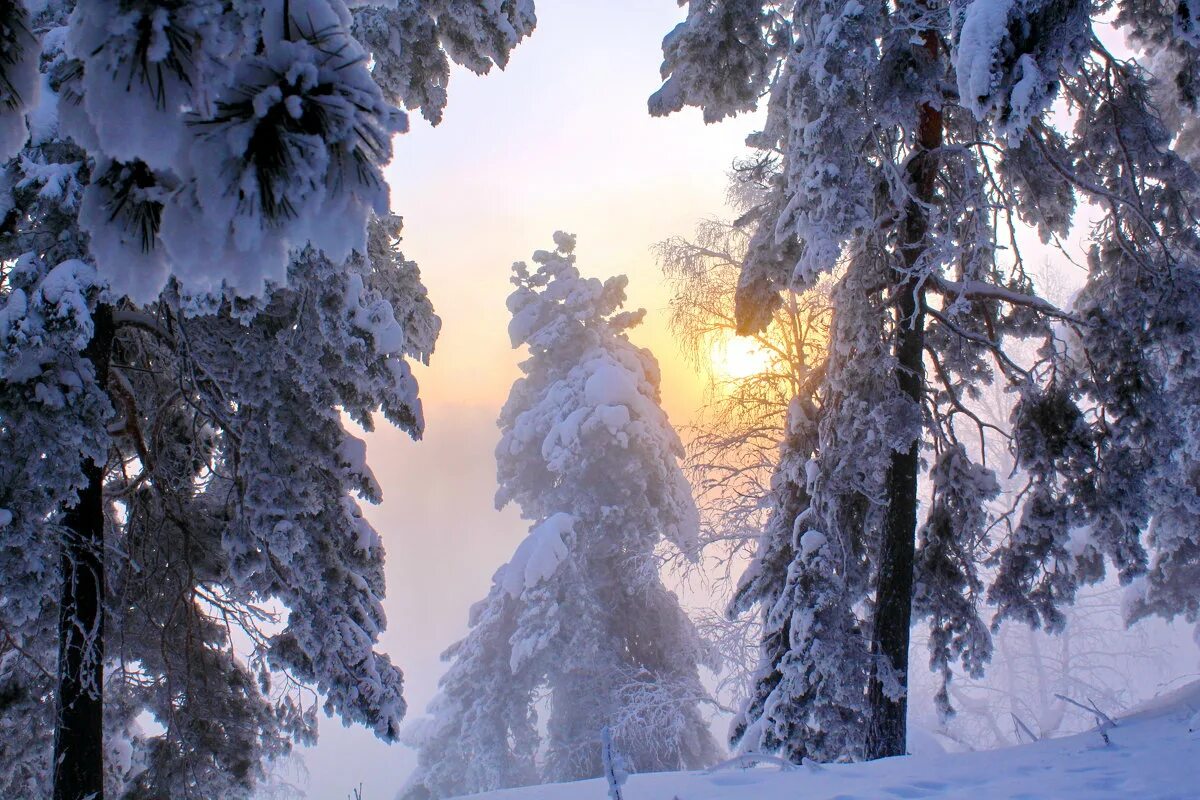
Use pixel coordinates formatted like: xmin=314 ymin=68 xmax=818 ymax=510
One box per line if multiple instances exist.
xmin=864 ymin=28 xmax=943 ymax=761
xmin=54 ymin=302 xmax=113 ymax=800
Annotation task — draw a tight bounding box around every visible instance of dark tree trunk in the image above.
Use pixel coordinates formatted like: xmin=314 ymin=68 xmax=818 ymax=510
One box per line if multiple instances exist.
xmin=864 ymin=28 xmax=943 ymax=761
xmin=54 ymin=303 xmax=113 ymax=800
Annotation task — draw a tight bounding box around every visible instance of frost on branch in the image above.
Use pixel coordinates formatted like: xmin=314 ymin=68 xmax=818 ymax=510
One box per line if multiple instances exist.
xmin=129 ymin=214 xmax=436 ymax=789
xmin=914 ymin=445 xmax=997 ymax=719
xmin=77 ymin=158 xmax=171 ymax=304
xmin=55 ymin=0 xmax=538 ymax=304
xmin=59 ymin=0 xmax=410 ymax=302
xmin=182 ymin=220 xmax=439 ymax=741
xmin=650 ymin=0 xmax=785 ymax=123
xmin=951 ymin=0 xmax=1089 ymax=143
xmin=497 ymin=512 xmax=572 ymax=598
xmin=159 ymin=13 xmax=404 ymax=300
xmin=718 ymin=0 xmax=885 ymax=335
xmin=1116 ymin=0 xmax=1200 ymax=110
xmin=352 ymin=0 xmax=536 ymax=126
xmin=65 ymin=0 xmax=231 ymax=172
xmin=0 ymin=0 xmax=39 ymax=159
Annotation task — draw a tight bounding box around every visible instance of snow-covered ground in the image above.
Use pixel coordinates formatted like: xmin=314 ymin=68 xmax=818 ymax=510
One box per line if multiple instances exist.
xmin=451 ymin=682 xmax=1200 ymax=800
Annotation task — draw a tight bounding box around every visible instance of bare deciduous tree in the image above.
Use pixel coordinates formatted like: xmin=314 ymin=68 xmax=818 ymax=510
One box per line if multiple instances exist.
xmin=655 ymin=163 xmax=831 ymax=580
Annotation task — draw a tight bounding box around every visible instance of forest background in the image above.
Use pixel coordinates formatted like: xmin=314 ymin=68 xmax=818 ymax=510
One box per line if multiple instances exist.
xmin=293 ymin=2 xmax=1197 ymax=798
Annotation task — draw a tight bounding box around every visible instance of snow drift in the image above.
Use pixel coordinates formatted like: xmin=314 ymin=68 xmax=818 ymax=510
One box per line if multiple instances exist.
xmin=429 ymin=681 xmax=1200 ymax=800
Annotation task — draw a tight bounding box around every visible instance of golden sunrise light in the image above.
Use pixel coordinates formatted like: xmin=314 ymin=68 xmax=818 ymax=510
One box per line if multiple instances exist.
xmin=710 ymin=334 xmax=775 ymax=382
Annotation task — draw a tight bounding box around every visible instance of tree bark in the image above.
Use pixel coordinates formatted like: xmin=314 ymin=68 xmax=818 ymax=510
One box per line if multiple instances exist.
xmin=864 ymin=27 xmax=943 ymax=761
xmin=53 ymin=302 xmax=113 ymax=800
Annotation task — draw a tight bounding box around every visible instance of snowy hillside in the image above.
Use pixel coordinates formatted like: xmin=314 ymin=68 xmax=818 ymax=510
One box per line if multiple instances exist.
xmin=449 ymin=682 xmax=1200 ymax=800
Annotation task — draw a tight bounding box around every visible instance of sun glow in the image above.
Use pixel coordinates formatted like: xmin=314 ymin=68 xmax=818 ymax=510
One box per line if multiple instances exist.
xmin=710 ymin=335 xmax=774 ymax=381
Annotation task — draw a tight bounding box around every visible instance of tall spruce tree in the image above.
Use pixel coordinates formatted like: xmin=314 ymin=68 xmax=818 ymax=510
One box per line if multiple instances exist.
xmin=653 ymin=0 xmax=1200 ymax=760
xmin=401 ymin=235 xmax=719 ymax=800
xmin=0 ymin=1 xmax=535 ymax=797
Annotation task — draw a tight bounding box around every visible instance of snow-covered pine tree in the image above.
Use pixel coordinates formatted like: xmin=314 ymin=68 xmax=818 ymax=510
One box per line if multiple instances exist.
xmin=498 ymin=235 xmax=719 ymax=781
xmin=653 ymin=0 xmax=1200 ymax=761
xmin=1 ymin=173 xmax=439 ymax=799
xmin=1 ymin=1 xmax=533 ymax=797
xmin=402 ymin=235 xmax=719 ymax=799
xmin=727 ymin=392 xmax=873 ymax=763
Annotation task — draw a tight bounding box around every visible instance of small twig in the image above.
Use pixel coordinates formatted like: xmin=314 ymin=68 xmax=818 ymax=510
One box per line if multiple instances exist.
xmin=1086 ymin=697 xmax=1118 ymax=730
xmin=1055 ymin=693 xmax=1116 ymax=744
xmin=601 ymin=726 xmax=628 ymax=800
xmin=0 ymin=623 xmax=54 ymax=679
xmin=112 ymin=308 xmax=176 ymax=346
xmin=1054 ymin=693 xmax=1117 ymax=729
xmin=928 ymin=276 xmax=1080 ymax=323
xmin=1011 ymin=712 xmax=1039 ymax=743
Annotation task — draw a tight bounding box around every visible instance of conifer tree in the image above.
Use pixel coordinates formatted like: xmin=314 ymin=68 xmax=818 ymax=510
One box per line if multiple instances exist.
xmin=1 ymin=1 xmax=535 ymax=797
xmin=653 ymin=0 xmax=1200 ymax=760
xmin=402 ymin=235 xmax=719 ymax=799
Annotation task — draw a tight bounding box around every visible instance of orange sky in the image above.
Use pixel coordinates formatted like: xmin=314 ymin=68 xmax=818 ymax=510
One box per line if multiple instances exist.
xmin=384 ymin=7 xmax=761 ymax=422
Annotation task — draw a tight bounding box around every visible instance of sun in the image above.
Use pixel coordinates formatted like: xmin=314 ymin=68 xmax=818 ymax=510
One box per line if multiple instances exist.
xmin=710 ymin=334 xmax=773 ymax=380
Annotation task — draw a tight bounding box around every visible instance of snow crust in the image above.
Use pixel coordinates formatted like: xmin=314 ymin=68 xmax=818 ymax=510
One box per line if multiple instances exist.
xmin=584 ymin=363 xmax=640 ymax=408
xmin=799 ymin=528 xmax=826 ymax=556
xmin=498 ymin=513 xmax=573 ymax=598
xmin=955 ymin=0 xmax=1016 ymax=117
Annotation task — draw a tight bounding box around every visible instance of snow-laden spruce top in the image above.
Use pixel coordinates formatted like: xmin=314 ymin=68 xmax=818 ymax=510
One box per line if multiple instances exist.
xmin=497 ymin=232 xmax=699 ymax=554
